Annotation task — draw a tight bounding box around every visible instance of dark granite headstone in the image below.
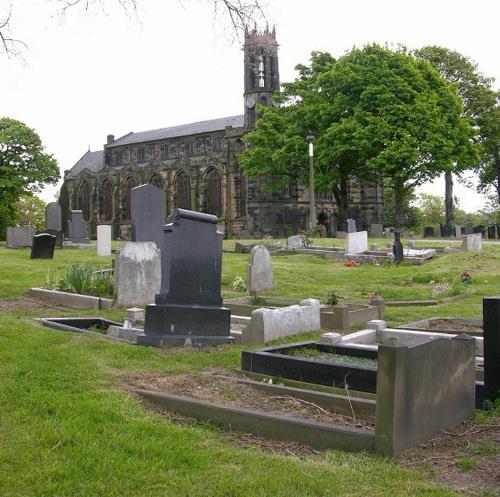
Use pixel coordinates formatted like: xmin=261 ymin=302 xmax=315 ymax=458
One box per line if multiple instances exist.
xmin=45 ymin=202 xmax=62 ymax=231
xmin=465 ymin=223 xmax=474 ymax=235
xmin=37 ymin=229 xmax=63 ymax=248
xmin=487 ymin=224 xmax=496 ymax=239
xmin=67 ymin=210 xmax=89 ymax=243
xmin=130 ymin=184 xmax=165 ymax=249
xmin=393 ymin=229 xmax=404 ymax=264
xmin=440 ymin=224 xmax=452 ymax=237
xmin=454 ymin=225 xmax=462 ymax=238
xmin=138 ymin=209 xmax=232 ymax=347
xmin=473 ymin=225 xmax=485 ymax=237
xmin=346 ymin=218 xmax=356 ymax=233
xmin=483 ymin=296 xmax=500 ymax=404
xmin=423 ymin=226 xmax=434 ymax=238
xmin=31 ymin=233 xmax=56 ymax=259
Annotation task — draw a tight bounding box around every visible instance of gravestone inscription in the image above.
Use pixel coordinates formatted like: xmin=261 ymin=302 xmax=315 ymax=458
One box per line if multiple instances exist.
xmin=31 ymin=233 xmax=56 ymax=259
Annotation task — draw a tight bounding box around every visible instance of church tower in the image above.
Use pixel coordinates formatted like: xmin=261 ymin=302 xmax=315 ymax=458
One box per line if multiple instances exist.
xmin=243 ymin=25 xmax=280 ymax=130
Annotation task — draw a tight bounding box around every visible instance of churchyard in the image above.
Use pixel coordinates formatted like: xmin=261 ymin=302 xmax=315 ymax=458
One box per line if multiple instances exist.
xmin=0 ymin=228 xmax=499 ymax=497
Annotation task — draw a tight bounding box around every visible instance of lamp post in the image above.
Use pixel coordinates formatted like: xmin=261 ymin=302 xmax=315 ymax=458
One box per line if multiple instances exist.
xmin=307 ymin=132 xmax=316 ymax=230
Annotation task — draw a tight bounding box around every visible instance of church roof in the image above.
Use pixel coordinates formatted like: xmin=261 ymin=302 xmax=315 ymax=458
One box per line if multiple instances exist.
xmin=107 ymin=114 xmax=244 ymax=147
xmin=66 ymin=150 xmax=104 ymax=179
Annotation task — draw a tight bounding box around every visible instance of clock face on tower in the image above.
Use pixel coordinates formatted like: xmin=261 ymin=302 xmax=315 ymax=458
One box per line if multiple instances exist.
xmin=245 ymin=94 xmax=256 ymax=109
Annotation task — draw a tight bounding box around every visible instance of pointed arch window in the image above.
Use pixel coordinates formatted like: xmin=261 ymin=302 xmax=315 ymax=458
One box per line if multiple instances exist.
xmin=149 ymin=173 xmax=164 ymax=190
xmin=175 ymin=172 xmax=191 ymax=210
xmin=99 ymin=179 xmax=113 ymax=221
xmin=122 ymin=177 xmax=137 ymax=221
xmin=205 ymin=169 xmax=222 ymax=217
xmin=78 ymin=181 xmax=92 ymax=221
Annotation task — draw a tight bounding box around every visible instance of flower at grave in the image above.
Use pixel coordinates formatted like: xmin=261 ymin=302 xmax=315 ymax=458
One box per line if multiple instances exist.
xmin=460 ymin=271 xmax=472 ymax=284
xmin=431 ymin=280 xmax=451 ymax=298
xmin=345 ymin=259 xmax=354 ymax=267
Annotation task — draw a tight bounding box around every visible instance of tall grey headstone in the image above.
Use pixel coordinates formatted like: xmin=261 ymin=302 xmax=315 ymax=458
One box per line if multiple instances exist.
xmin=115 ymin=242 xmax=161 ymax=306
xmin=454 ymin=225 xmax=462 ymax=238
xmin=346 ymin=218 xmax=356 ymax=233
xmin=6 ymin=226 xmax=33 ymax=248
xmin=130 ymin=183 xmax=165 ymax=249
xmin=67 ymin=210 xmax=89 ymax=243
xmin=247 ymin=245 xmax=273 ymax=296
xmin=97 ymin=225 xmax=112 ymax=256
xmin=46 ymin=202 xmax=62 ymax=231
xmin=139 ymin=209 xmax=232 ymax=347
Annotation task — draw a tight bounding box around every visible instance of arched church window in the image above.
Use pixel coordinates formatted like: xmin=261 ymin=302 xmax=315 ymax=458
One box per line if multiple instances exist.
xmin=149 ymin=173 xmax=164 ymax=190
xmin=175 ymin=172 xmax=191 ymax=210
xmin=258 ymin=54 xmax=266 ymax=88
xmin=249 ymin=56 xmax=256 ymax=88
xmin=99 ymin=179 xmax=113 ymax=221
xmin=205 ymin=168 xmax=222 ymax=217
xmin=122 ymin=176 xmax=137 ymax=221
xmin=78 ymin=181 xmax=92 ymax=221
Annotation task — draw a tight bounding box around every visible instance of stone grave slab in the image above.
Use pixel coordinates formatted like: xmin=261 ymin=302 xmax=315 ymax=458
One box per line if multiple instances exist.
xmin=346 ymin=231 xmax=368 ymax=254
xmin=462 ymin=233 xmax=482 ymax=252
xmin=46 ymin=202 xmax=62 ymax=231
xmin=287 ymin=235 xmax=304 ymax=249
xmin=97 ymin=225 xmax=112 ymax=256
xmin=6 ymin=226 xmax=33 ymax=248
xmin=346 ymin=218 xmax=356 ymax=233
xmin=247 ymin=245 xmax=273 ymax=297
xmin=31 ymin=233 xmax=56 ymax=259
xmin=454 ymin=225 xmax=462 ymax=238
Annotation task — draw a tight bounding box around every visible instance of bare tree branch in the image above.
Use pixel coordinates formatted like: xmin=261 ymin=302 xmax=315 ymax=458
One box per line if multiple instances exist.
xmin=0 ymin=4 xmax=28 ymax=61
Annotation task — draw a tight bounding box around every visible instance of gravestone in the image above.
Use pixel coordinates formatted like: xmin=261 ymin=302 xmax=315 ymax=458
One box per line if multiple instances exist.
xmin=37 ymin=229 xmax=63 ymax=248
xmin=497 ymin=224 xmax=500 ymax=239
xmin=423 ymin=227 xmax=434 ymax=238
xmin=67 ymin=210 xmax=89 ymax=243
xmin=287 ymin=235 xmax=304 ymax=249
xmin=487 ymin=224 xmax=496 ymax=239
xmin=369 ymin=224 xmax=384 ymax=237
xmin=115 ymin=242 xmax=161 ymax=307
xmin=346 ymin=218 xmax=356 ymax=233
xmin=247 ymin=245 xmax=273 ymax=297
xmin=474 ymin=225 xmax=485 ymax=237
xmin=393 ymin=229 xmax=404 ymax=263
xmin=239 ymin=229 xmax=251 ymax=239
xmin=440 ymin=224 xmax=452 ymax=237
xmin=138 ymin=209 xmax=232 ymax=347
xmin=30 ymin=233 xmax=56 ymax=259
xmin=461 ymin=233 xmax=482 ymax=252
xmin=465 ymin=223 xmax=474 ymax=235
xmin=45 ymin=202 xmax=62 ymax=231
xmin=483 ymin=296 xmax=500 ymax=404
xmin=6 ymin=226 xmax=33 ymax=248
xmin=97 ymin=225 xmax=112 ymax=256
xmin=346 ymin=231 xmax=368 ymax=254
xmin=130 ymin=184 xmax=165 ymax=249
xmin=454 ymin=225 xmax=462 ymax=238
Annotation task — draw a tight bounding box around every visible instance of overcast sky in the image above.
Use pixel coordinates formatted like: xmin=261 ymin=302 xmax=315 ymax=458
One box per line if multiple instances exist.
xmin=1 ymin=0 xmax=499 ymax=212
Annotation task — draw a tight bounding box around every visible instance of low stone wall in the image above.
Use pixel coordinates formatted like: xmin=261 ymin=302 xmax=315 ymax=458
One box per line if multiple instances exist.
xmin=29 ymin=288 xmax=113 ymax=310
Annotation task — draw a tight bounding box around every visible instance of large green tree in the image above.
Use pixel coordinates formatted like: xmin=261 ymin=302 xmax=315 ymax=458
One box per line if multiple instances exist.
xmin=0 ymin=117 xmax=59 ymax=238
xmin=242 ymin=45 xmax=479 ymax=227
xmin=413 ymin=46 xmax=498 ymax=223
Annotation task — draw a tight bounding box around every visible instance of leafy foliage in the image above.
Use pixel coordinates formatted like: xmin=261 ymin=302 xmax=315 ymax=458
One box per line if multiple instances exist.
xmin=47 ymin=264 xmax=114 ymax=297
xmin=13 ymin=194 xmax=46 ymax=231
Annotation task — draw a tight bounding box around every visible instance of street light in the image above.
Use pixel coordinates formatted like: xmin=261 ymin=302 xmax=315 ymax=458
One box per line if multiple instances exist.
xmin=306 ymin=132 xmax=316 ymax=230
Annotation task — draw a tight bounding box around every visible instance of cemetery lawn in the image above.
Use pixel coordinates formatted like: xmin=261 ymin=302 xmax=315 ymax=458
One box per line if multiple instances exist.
xmin=1 ymin=241 xmax=499 ymax=496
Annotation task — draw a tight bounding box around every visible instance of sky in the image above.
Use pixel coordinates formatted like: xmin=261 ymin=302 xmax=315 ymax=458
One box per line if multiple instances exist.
xmin=1 ymin=0 xmax=499 ymax=212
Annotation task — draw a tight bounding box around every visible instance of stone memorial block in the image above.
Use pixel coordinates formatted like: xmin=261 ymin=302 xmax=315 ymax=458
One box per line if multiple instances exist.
xmin=45 ymin=202 xmax=62 ymax=231
xmin=67 ymin=210 xmax=89 ymax=243
xmin=139 ymin=209 xmax=232 ymax=347
xmin=346 ymin=218 xmax=356 ymax=233
xmin=465 ymin=223 xmax=474 ymax=235
xmin=461 ymin=233 xmax=482 ymax=252
xmin=247 ymin=245 xmax=273 ymax=296
xmin=393 ymin=229 xmax=404 ymax=263
xmin=37 ymin=229 xmax=63 ymax=248
xmin=97 ymin=225 xmax=112 ymax=256
xmin=287 ymin=235 xmax=304 ymax=249
xmin=130 ymin=183 xmax=165 ymax=249
xmin=30 ymin=233 xmax=56 ymax=259
xmin=423 ymin=226 xmax=434 ymax=238
xmin=6 ymin=226 xmax=33 ymax=248
xmin=483 ymin=296 xmax=500 ymax=404
xmin=440 ymin=224 xmax=452 ymax=237
xmin=115 ymin=242 xmax=161 ymax=307
xmin=346 ymin=230 xmax=368 ymax=254
xmin=369 ymin=223 xmax=384 ymax=237
xmin=487 ymin=224 xmax=496 ymax=239
xmin=454 ymin=225 xmax=462 ymax=238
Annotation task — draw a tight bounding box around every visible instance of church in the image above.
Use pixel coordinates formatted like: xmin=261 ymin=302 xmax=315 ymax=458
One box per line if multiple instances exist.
xmin=60 ymin=27 xmax=383 ymax=239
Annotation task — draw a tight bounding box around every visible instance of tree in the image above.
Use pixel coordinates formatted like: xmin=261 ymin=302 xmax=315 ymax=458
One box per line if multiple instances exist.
xmin=13 ymin=194 xmax=46 ymax=232
xmin=0 ymin=117 xmax=59 ymax=238
xmin=413 ymin=46 xmax=498 ymax=224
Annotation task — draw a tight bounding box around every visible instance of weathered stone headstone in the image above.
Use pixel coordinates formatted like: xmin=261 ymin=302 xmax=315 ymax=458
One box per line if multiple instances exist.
xmin=393 ymin=229 xmax=404 ymax=263
xmin=130 ymin=184 xmax=165 ymax=249
xmin=45 ymin=202 xmax=62 ymax=231
xmin=115 ymin=242 xmax=161 ymax=307
xmin=346 ymin=231 xmax=368 ymax=254
xmin=423 ymin=227 xmax=434 ymax=238
xmin=67 ymin=210 xmax=89 ymax=243
xmin=346 ymin=218 xmax=356 ymax=233
xmin=97 ymin=225 xmax=112 ymax=256
xmin=287 ymin=234 xmax=304 ymax=249
xmin=369 ymin=224 xmax=384 ymax=237
xmin=30 ymin=233 xmax=56 ymax=259
xmin=247 ymin=245 xmax=273 ymax=297
xmin=465 ymin=223 xmax=474 ymax=235
xmin=483 ymin=296 xmax=500 ymax=404
xmin=440 ymin=224 xmax=452 ymax=237
xmin=487 ymin=224 xmax=496 ymax=239
xmin=461 ymin=233 xmax=482 ymax=252
xmin=139 ymin=209 xmax=232 ymax=347
xmin=6 ymin=226 xmax=33 ymax=248
xmin=454 ymin=225 xmax=462 ymax=238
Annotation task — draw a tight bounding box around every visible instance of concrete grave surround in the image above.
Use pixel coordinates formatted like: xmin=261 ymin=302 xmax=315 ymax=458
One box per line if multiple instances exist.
xmin=287 ymin=235 xmax=304 ymax=249
xmin=45 ymin=202 xmax=62 ymax=231
xmin=247 ymin=245 xmax=273 ymax=295
xmin=6 ymin=226 xmax=33 ymax=248
xmin=130 ymin=183 xmax=166 ymax=249
xmin=97 ymin=225 xmax=112 ymax=256
xmin=461 ymin=233 xmax=482 ymax=252
xmin=346 ymin=231 xmax=368 ymax=254
xmin=31 ymin=233 xmax=56 ymax=259
xmin=115 ymin=241 xmax=161 ymax=307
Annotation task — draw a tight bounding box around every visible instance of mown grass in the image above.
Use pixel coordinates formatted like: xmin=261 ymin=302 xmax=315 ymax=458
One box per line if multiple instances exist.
xmin=0 ymin=239 xmax=499 ymax=496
